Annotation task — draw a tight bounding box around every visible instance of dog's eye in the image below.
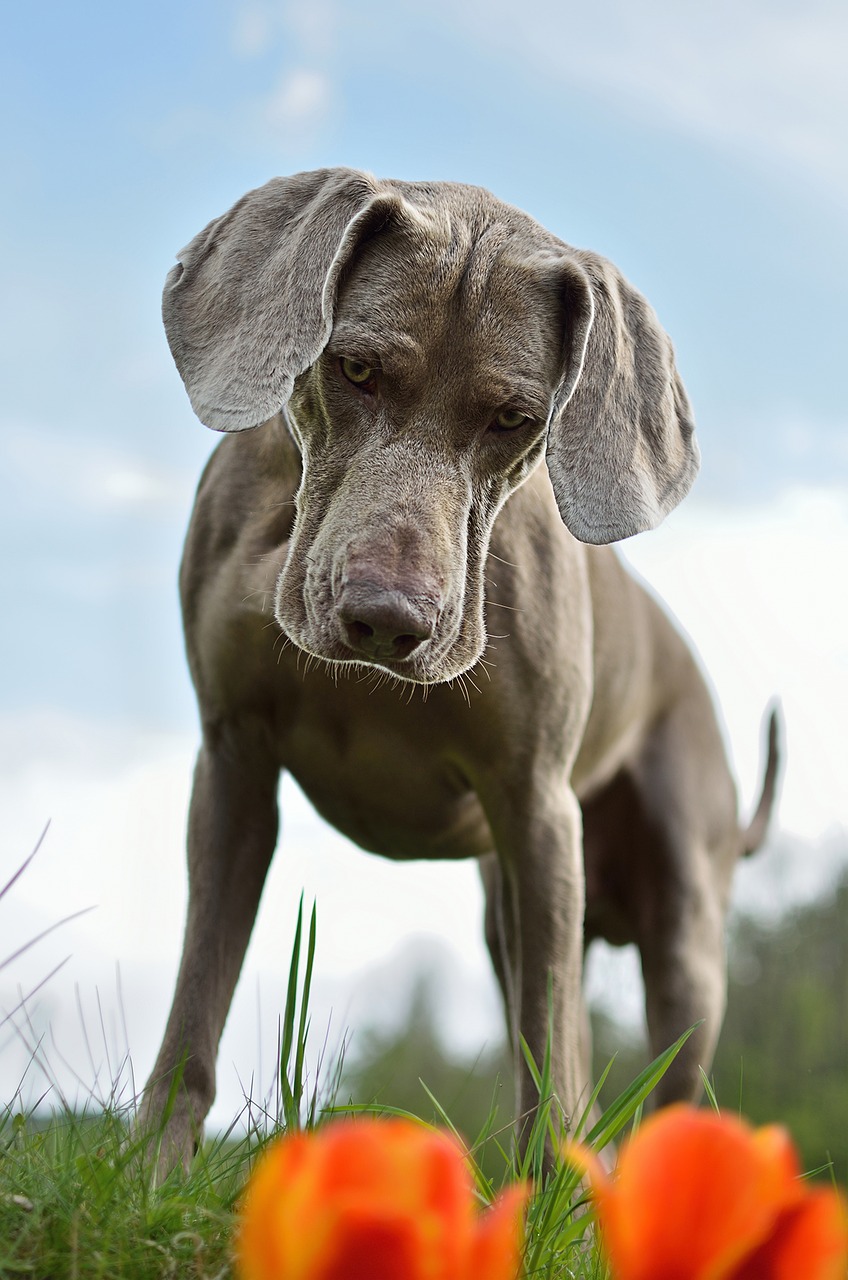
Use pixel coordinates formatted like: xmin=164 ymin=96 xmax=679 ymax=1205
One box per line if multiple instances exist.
xmin=340 ymin=357 xmax=376 ymax=389
xmin=491 ymin=409 xmax=529 ymax=432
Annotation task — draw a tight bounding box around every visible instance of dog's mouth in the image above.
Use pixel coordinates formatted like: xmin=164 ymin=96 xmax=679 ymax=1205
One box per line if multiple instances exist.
xmin=274 ymin=497 xmax=488 ymax=685
xmin=301 ymin=616 xmax=478 ymax=686
xmin=275 ymin=576 xmax=482 ymax=686
xmin=327 ymin=647 xmax=445 ymax=685
xmin=338 ymin=621 xmax=429 ymax=664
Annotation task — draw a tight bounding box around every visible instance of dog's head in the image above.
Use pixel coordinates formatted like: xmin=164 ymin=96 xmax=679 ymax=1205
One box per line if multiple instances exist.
xmin=163 ymin=167 xmax=698 ymax=683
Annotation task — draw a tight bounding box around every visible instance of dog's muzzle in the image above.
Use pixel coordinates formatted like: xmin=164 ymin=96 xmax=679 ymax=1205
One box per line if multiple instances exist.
xmin=334 ymin=578 xmax=441 ymax=662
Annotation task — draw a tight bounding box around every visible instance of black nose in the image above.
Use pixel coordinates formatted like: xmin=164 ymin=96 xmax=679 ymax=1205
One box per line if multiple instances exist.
xmin=336 ymin=584 xmax=438 ymax=662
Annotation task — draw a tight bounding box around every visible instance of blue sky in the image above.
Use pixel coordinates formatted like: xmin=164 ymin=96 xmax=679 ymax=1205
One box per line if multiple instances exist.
xmin=2 ymin=1 xmax=847 ymax=1119
xmin=3 ymin=0 xmax=846 ymax=727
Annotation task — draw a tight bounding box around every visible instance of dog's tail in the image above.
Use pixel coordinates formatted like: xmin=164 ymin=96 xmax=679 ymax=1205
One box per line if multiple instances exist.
xmin=741 ymin=702 xmax=781 ymax=857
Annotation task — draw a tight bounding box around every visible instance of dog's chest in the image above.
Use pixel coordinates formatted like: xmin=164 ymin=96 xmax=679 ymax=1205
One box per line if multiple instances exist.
xmin=274 ymin=672 xmax=494 ymax=862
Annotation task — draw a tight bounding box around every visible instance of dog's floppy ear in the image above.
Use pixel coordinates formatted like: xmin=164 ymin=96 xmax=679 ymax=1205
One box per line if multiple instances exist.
xmin=162 ymin=167 xmax=402 ymax=431
xmin=546 ymin=252 xmax=699 ymax=544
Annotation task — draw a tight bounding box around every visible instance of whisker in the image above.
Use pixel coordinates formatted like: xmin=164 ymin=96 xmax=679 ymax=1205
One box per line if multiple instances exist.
xmin=450 ymin=671 xmax=471 ymax=708
xmin=273 ymin=632 xmax=293 ymax=665
xmin=241 ymin=590 xmax=269 ymax=608
xmin=486 ymin=600 xmax=521 ymax=613
xmin=259 ymin=498 xmax=297 ymax=512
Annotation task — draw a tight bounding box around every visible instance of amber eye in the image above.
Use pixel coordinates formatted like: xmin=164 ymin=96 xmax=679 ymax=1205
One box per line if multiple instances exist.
xmin=340 ymin=357 xmax=375 ymax=388
xmin=491 ymin=409 xmax=529 ymax=431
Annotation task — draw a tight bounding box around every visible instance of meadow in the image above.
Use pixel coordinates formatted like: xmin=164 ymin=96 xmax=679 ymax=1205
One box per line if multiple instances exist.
xmin=3 ymin=855 xmax=847 ymax=1278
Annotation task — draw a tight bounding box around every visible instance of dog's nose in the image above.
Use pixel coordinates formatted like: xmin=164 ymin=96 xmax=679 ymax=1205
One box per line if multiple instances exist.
xmin=336 ymin=584 xmax=438 ymax=662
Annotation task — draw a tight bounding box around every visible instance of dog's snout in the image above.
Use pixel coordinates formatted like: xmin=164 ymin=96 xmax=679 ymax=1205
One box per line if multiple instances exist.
xmin=336 ymin=582 xmax=439 ymax=662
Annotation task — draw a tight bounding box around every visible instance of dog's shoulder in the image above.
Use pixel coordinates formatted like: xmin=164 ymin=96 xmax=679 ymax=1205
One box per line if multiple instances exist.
xmin=185 ymin=414 xmax=297 ymax=543
xmin=180 ymin=415 xmax=299 ymax=615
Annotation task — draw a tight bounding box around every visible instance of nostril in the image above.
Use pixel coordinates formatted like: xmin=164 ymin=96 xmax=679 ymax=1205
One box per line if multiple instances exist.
xmin=335 ymin=583 xmax=440 ymax=662
xmin=340 ymin=618 xmax=426 ymax=660
xmin=347 ymin=620 xmax=375 ymax=643
xmin=392 ymin=634 xmax=422 ymax=660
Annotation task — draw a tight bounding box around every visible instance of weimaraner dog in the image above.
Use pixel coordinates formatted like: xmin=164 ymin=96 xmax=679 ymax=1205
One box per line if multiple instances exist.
xmin=141 ymin=168 xmax=778 ymax=1174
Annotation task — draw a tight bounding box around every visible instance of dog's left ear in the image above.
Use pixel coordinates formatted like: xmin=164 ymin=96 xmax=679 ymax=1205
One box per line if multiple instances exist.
xmin=161 ymin=168 xmax=404 ymax=432
xmin=546 ymin=252 xmax=699 ymax=544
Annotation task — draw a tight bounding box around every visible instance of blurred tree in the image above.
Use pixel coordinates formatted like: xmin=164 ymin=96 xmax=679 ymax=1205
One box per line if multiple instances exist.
xmin=340 ymin=863 xmax=848 ymax=1184
xmin=340 ymin=972 xmax=514 ymax=1183
xmin=592 ymin=867 xmax=848 ymax=1183
xmin=712 ymin=871 xmax=848 ymax=1182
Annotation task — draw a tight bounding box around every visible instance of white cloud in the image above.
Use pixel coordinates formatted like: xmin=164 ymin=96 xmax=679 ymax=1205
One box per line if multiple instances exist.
xmin=228 ymin=1 xmax=338 ymax=141
xmin=442 ymin=0 xmax=848 ymax=204
xmin=233 ymin=0 xmax=338 ymax=60
xmin=1 ymin=427 xmax=192 ymax=515
xmin=283 ymin=0 xmax=338 ymax=62
xmin=619 ymin=484 xmax=848 ymax=839
xmin=233 ymin=4 xmax=276 ymax=57
xmin=264 ymin=67 xmax=333 ymax=133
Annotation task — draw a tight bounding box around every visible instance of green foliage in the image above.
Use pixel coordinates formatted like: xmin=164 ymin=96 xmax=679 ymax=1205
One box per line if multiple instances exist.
xmin=0 ymin=1105 xmax=244 ymax=1278
xmin=713 ymin=871 xmax=848 ymax=1182
xmin=339 ymin=971 xmax=515 ymax=1184
xmin=591 ymin=867 xmax=848 ymax=1184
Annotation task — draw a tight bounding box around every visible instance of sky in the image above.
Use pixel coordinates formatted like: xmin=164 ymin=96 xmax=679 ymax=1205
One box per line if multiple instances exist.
xmin=1 ymin=0 xmax=847 ymax=1129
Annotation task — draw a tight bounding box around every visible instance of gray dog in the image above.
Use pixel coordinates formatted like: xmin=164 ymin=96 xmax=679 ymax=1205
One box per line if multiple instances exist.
xmin=140 ymin=168 xmax=778 ymax=1174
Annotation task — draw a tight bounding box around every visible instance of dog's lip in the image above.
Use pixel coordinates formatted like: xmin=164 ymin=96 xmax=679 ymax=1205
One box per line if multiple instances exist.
xmin=289 ymin=632 xmax=476 ymax=685
xmin=326 ymin=642 xmax=440 ymax=681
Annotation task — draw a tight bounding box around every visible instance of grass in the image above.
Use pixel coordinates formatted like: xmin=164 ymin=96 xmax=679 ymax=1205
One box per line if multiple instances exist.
xmin=1 ymin=884 xmax=692 ymax=1278
xmin=1 ymin=1107 xmax=242 ymax=1277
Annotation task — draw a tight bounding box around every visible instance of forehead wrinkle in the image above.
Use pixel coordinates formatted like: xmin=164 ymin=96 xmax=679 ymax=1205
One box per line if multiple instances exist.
xmin=465 ymin=365 xmax=553 ymax=418
xmin=455 ymin=223 xmax=514 ymax=311
xmin=335 ymin=216 xmax=475 ymax=352
xmin=328 ymin=322 xmax=422 ymax=366
xmin=403 ymin=220 xmax=476 ymax=305
xmin=333 ymin=212 xmax=562 ymax=404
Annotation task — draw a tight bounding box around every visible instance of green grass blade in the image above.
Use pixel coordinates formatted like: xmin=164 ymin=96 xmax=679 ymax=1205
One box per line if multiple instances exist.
xmin=585 ymin=1025 xmax=696 ymax=1152
xmin=279 ymin=896 xmax=306 ymax=1131
xmin=293 ymin=902 xmax=317 ymax=1111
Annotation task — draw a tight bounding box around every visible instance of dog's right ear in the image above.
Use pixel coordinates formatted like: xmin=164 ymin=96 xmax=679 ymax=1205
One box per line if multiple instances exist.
xmin=162 ymin=168 xmax=401 ymax=432
xmin=544 ymin=252 xmax=700 ymax=545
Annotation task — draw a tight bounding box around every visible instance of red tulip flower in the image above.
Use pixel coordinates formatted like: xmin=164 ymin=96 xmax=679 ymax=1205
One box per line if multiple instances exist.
xmin=567 ymin=1105 xmax=848 ymax=1280
xmin=236 ymin=1117 xmax=528 ymax=1280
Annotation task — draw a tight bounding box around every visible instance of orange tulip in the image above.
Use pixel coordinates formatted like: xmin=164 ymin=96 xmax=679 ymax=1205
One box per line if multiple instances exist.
xmin=236 ymin=1117 xmax=528 ymax=1280
xmin=567 ymin=1106 xmax=848 ymax=1280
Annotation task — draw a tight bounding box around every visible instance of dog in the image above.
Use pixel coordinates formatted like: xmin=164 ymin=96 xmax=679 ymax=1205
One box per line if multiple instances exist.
xmin=140 ymin=168 xmax=778 ymax=1174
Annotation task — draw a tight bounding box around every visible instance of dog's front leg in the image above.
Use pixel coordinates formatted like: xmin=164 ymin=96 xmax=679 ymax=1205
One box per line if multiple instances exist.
xmin=485 ymin=781 xmax=587 ymax=1149
xmin=138 ymin=720 xmax=280 ymax=1178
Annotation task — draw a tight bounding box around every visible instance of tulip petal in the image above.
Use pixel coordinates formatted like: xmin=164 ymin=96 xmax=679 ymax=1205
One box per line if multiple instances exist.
xmin=314 ymin=1120 xmax=475 ymax=1275
xmin=313 ymin=1209 xmax=426 ymax=1280
xmin=236 ymin=1118 xmax=501 ymax=1280
xmin=575 ymin=1108 xmax=802 ymax=1280
xmin=238 ymin=1133 xmax=326 ymax=1280
xmin=467 ymin=1183 xmax=529 ymax=1280
xmin=751 ymin=1124 xmax=802 ymax=1185
xmin=728 ymin=1188 xmax=848 ymax=1280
